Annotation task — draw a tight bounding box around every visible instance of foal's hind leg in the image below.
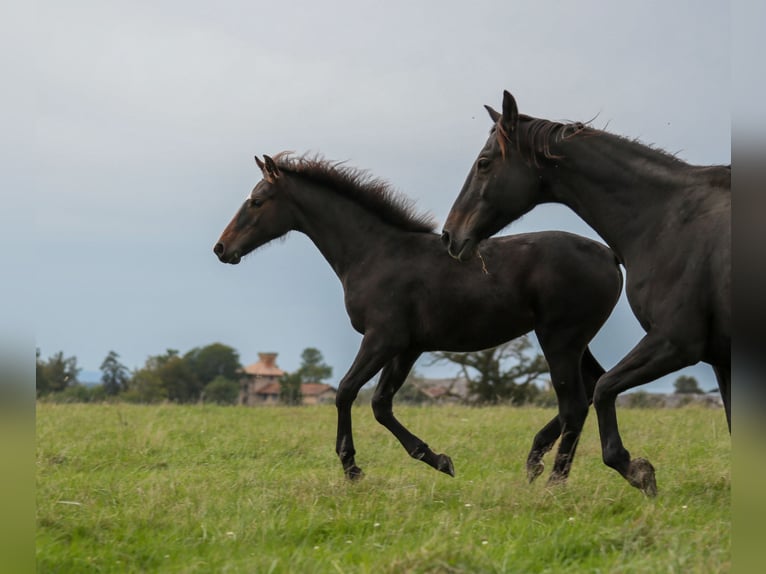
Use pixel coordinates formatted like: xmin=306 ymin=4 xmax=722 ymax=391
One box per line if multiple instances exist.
xmin=371 ymin=350 xmax=454 ymax=476
xmin=526 ymin=348 xmax=602 ymax=483
xmin=536 ymin=329 xmax=591 ymax=485
xmin=526 ymin=416 xmax=562 ymax=483
xmin=547 ymin=357 xmax=590 ymax=485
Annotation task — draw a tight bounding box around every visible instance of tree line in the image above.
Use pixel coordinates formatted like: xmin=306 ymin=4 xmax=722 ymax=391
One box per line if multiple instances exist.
xmin=36 ymin=344 xmax=340 ymax=405
xmin=35 ymin=336 xmax=706 ymax=406
xmin=36 ymin=344 xmax=243 ymax=404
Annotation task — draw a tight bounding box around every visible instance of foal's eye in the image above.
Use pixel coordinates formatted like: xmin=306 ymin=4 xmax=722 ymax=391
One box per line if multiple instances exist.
xmin=477 ymin=157 xmax=491 ymax=170
xmin=250 ymin=198 xmax=264 ymax=208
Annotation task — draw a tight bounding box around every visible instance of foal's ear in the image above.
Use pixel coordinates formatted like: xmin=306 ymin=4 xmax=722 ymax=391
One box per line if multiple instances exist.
xmin=485 ymin=105 xmax=501 ymax=123
xmin=501 ymin=90 xmax=519 ymax=132
xmin=256 ymin=154 xmax=281 ymax=183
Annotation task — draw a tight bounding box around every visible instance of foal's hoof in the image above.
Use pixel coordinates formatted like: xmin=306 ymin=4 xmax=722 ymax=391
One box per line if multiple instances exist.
xmin=527 ymin=459 xmax=545 ymax=483
xmin=626 ymin=457 xmax=657 ymax=497
xmin=546 ymin=471 xmax=568 ymax=487
xmin=436 ymin=454 xmax=455 ymax=477
xmin=345 ymin=465 xmax=364 ymax=481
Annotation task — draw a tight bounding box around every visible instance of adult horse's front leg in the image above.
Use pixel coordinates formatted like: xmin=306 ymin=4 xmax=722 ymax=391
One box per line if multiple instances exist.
xmin=335 ymin=335 xmax=397 ymax=480
xmin=592 ymin=333 xmax=692 ymax=496
xmin=371 ymin=350 xmax=455 ymax=477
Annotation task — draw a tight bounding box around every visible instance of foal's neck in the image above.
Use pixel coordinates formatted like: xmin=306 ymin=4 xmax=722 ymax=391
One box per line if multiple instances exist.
xmin=288 ymin=179 xmax=402 ymax=279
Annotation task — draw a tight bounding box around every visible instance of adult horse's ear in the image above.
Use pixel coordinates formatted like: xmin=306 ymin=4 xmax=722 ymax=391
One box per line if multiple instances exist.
xmin=255 ymin=155 xmax=266 ymax=171
xmin=261 ymin=155 xmax=281 ymax=183
xmin=485 ymin=105 xmax=501 ymax=123
xmin=501 ymin=90 xmax=519 ymax=132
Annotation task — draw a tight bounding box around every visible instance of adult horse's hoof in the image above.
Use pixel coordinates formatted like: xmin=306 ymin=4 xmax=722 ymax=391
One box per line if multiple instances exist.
xmin=436 ymin=454 xmax=455 ymax=477
xmin=345 ymin=465 xmax=364 ymax=481
xmin=527 ymin=459 xmax=544 ymax=483
xmin=626 ymin=457 xmax=657 ymax=497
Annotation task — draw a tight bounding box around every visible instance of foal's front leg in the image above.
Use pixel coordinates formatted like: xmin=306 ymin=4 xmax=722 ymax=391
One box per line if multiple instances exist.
xmin=335 ymin=335 xmax=397 ymax=479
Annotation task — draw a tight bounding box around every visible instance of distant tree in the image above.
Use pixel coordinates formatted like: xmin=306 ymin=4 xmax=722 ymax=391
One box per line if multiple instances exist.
xmin=36 ymin=349 xmax=80 ymax=396
xmin=295 ymin=347 xmax=333 ymax=383
xmin=155 ymin=350 xmax=201 ymax=402
xmin=100 ymin=350 xmax=130 ymax=396
xmin=124 ymin=368 xmax=167 ymax=403
xmin=129 ymin=349 xmax=200 ymax=403
xmin=203 ymin=376 xmax=239 ymax=405
xmin=674 ymin=375 xmax=703 ymax=395
xmin=183 ymin=343 xmax=242 ymax=387
xmin=279 ymin=372 xmax=303 ymax=406
xmin=279 ymin=347 xmax=334 ymax=405
xmin=426 ymin=336 xmax=548 ymax=405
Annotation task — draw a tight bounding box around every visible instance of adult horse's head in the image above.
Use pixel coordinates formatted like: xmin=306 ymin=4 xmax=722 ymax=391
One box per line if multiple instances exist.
xmin=442 ymin=90 xmax=545 ymax=261
xmin=213 ymin=155 xmax=293 ymax=264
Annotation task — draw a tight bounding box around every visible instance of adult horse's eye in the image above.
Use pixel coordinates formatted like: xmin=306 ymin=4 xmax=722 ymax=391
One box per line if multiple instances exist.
xmin=477 ymin=157 xmax=491 ymax=171
xmin=250 ymin=198 xmax=264 ymax=208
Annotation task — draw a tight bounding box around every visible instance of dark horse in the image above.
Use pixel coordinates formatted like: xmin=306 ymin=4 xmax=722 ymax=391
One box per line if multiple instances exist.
xmin=442 ymin=91 xmax=730 ymax=495
xmin=214 ymin=153 xmax=622 ymax=482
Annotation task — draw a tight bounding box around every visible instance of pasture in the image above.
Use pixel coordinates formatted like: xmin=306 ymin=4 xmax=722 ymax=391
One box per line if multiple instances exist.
xmin=36 ymin=403 xmax=730 ymax=573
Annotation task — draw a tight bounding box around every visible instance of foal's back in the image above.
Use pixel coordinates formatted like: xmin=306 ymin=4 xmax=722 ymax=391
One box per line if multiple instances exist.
xmin=347 ymin=230 xmax=621 ymax=353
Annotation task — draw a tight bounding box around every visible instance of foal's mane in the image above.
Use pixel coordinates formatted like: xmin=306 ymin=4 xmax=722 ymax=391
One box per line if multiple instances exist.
xmin=272 ymin=152 xmax=436 ymax=233
xmin=497 ymin=115 xmax=687 ymax=169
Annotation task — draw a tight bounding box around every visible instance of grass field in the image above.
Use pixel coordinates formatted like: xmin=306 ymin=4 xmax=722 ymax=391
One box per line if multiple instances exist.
xmin=36 ymin=403 xmax=730 ymax=573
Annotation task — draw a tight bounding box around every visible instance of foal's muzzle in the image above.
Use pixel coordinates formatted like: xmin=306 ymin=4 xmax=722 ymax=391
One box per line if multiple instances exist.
xmin=441 ymin=229 xmax=474 ymax=262
xmin=213 ymin=242 xmax=241 ymax=265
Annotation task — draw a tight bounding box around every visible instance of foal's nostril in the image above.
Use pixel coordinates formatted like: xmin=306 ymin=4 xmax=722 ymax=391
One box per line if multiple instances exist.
xmin=213 ymin=242 xmax=225 ymax=256
xmin=441 ymin=230 xmax=451 ymax=247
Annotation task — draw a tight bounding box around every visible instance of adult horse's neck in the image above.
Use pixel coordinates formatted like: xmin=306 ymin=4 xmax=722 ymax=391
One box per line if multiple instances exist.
xmin=540 ymin=129 xmax=691 ymax=264
xmin=283 ymin=175 xmax=412 ymax=280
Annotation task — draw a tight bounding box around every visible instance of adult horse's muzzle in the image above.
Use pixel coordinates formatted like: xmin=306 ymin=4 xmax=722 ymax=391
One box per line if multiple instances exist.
xmin=213 ymin=241 xmax=242 ymax=265
xmin=441 ymin=229 xmax=476 ymax=262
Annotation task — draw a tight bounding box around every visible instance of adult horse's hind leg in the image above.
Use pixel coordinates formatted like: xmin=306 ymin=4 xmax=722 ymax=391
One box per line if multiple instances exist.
xmin=371 ymin=350 xmax=455 ymax=476
xmin=713 ymin=364 xmax=731 ymax=432
xmin=592 ymin=332 xmax=693 ymax=496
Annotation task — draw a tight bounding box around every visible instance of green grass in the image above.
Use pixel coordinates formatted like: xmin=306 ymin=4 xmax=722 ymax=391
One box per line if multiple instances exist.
xmin=36 ymin=403 xmax=730 ymax=573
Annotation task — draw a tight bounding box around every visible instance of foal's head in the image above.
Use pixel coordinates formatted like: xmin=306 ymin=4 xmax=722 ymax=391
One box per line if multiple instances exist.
xmin=442 ymin=91 xmax=555 ymax=261
xmin=213 ymin=155 xmax=293 ymax=265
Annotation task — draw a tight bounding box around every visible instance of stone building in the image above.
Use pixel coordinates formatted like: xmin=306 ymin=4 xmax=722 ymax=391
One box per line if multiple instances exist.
xmin=239 ymin=352 xmax=285 ymax=406
xmin=239 ymin=352 xmax=337 ymax=406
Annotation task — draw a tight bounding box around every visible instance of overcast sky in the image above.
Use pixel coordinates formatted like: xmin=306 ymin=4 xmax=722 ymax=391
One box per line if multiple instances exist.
xmin=23 ymin=1 xmax=730 ymax=392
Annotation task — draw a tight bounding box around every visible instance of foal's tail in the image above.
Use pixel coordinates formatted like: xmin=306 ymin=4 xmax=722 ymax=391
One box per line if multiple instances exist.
xmin=581 ymin=346 xmax=606 ymax=404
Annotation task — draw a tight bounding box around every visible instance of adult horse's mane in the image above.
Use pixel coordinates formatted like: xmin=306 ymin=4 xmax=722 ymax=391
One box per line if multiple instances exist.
xmin=497 ymin=115 xmax=689 ymax=170
xmin=272 ymin=152 xmax=436 ymax=233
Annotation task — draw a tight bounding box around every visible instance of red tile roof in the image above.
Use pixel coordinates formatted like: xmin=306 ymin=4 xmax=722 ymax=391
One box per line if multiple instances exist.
xmin=242 ymin=352 xmax=285 ymax=377
xmin=301 ymin=383 xmax=336 ymax=396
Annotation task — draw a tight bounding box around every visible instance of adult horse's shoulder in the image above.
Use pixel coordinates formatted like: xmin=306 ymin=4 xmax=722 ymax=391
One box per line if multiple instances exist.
xmin=694 ymin=164 xmax=730 ymax=191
